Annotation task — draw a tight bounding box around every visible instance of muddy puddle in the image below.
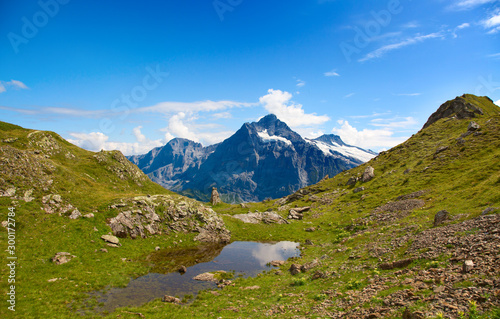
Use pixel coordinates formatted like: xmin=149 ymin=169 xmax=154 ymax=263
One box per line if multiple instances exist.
xmin=90 ymin=241 xmax=300 ymax=313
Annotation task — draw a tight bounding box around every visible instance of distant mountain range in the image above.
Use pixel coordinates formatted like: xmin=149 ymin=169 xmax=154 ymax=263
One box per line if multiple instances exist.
xmin=128 ymin=114 xmax=377 ymax=202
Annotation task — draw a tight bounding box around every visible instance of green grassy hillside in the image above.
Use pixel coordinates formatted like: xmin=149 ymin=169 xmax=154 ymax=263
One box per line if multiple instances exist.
xmin=1 ymin=94 xmax=499 ymax=318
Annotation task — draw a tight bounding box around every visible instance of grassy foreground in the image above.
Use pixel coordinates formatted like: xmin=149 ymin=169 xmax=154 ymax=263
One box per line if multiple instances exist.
xmin=0 ymin=94 xmax=499 ymax=318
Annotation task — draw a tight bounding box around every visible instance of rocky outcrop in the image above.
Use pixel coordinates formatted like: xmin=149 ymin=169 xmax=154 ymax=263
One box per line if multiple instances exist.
xmin=94 ymin=150 xmax=147 ymax=185
xmin=210 ymin=187 xmax=222 ymax=205
xmin=232 ymin=211 xmax=289 ymax=224
xmin=107 ymin=195 xmax=230 ymax=243
xmin=422 ymin=95 xmax=484 ymax=129
xmin=433 ymin=210 xmax=449 ymax=227
xmin=361 ymin=166 xmax=375 ymax=182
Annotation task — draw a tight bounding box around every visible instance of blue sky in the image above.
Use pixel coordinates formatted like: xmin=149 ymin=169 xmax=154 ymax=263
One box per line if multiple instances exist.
xmin=1 ymin=0 xmax=499 ymax=155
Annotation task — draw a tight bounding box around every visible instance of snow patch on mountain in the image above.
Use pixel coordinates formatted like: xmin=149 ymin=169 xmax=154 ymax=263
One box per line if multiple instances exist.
xmin=257 ymin=129 xmax=292 ymax=146
xmin=306 ymin=138 xmax=376 ymax=163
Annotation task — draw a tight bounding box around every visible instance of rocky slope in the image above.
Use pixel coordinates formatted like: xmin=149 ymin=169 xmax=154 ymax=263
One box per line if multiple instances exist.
xmin=130 ymin=114 xmax=376 ymax=203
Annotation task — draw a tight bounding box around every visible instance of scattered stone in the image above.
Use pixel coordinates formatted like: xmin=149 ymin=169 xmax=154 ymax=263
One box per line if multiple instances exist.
xmin=210 ymin=187 xmax=222 ymax=205
xmin=52 ymin=252 xmax=76 ymax=265
xmin=155 ymin=246 xmax=161 ymax=251
xmin=83 ymin=213 xmax=94 ymax=218
xmin=178 ymin=266 xmax=187 ymax=274
xmin=101 ymin=234 xmax=121 ymax=246
xmin=346 ymin=176 xmax=358 ymax=186
xmin=468 ymin=121 xmax=480 ymax=131
xmin=301 ymin=259 xmax=320 ymax=272
xmin=304 ymin=239 xmax=313 ymax=245
xmin=311 ymin=271 xmax=327 ymax=280
xmin=433 ymin=210 xmax=449 ymax=227
xmin=288 ymin=206 xmax=310 ymax=220
xmin=68 ymin=209 xmax=81 ymax=219
xmin=2 ymin=187 xmax=16 ymax=197
xmin=93 ymin=227 xmax=98 ymax=232
xmin=353 ymin=187 xmax=365 ymax=194
xmin=435 ymin=146 xmax=449 ymax=155
xmin=240 ymin=203 xmax=247 ymax=208
xmin=193 ymin=271 xmax=226 ymax=282
xmin=463 ymin=260 xmax=474 ymax=273
xmin=23 ymin=189 xmax=34 ymax=202
xmin=1 ymin=221 xmax=7 ymax=228
xmin=379 ymin=258 xmax=414 ymax=270
xmin=163 ymin=295 xmax=181 ymax=304
xmin=289 ymin=264 xmax=301 ymax=275
xmin=47 ymin=278 xmax=61 ymax=282
xmin=269 ymin=260 xmax=285 ymax=267
xmin=434 ymin=286 xmax=445 ymax=293
xmin=361 ymin=166 xmax=375 ymax=182
xmin=243 ymin=285 xmax=260 ymax=290
xmin=100 ymin=248 xmax=108 ymax=253
xmin=456 ymin=137 xmax=466 ymax=145
xmin=482 ymin=207 xmax=498 ymax=215
xmin=305 ymin=227 xmax=316 ymax=232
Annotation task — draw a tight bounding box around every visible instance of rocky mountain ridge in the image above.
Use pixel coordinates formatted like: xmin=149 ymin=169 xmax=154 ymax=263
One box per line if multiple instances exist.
xmin=129 ymin=114 xmax=376 ymax=203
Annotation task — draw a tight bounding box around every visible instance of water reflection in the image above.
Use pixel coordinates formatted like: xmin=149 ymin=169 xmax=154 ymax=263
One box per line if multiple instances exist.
xmin=91 ymin=241 xmax=299 ymax=313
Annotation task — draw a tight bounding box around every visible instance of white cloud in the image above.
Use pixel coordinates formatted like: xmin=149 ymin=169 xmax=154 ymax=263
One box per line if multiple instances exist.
xmin=259 ymin=89 xmax=330 ymax=127
xmin=9 ymin=80 xmax=28 ymax=90
xmin=370 ymin=116 xmax=418 ymax=129
xmin=324 ymin=70 xmax=340 ymax=77
xmin=482 ymin=10 xmax=500 ymax=33
xmin=495 ymin=99 xmax=500 ymax=106
xmin=161 ymin=112 xmax=234 ymax=146
xmin=332 ymin=120 xmax=409 ymax=149
xmin=0 ymin=79 xmax=29 ymax=93
xmin=344 ymin=93 xmax=355 ymax=98
xmin=450 ymin=0 xmax=498 ymax=10
xmin=358 ymin=32 xmax=444 ymax=62
xmin=163 ymin=112 xmax=200 ymax=142
xmin=137 ymin=100 xmax=254 ymax=114
xmin=212 ymin=112 xmax=232 ymax=119
xmin=296 ymin=79 xmax=306 ymax=87
xmin=68 ymin=127 xmax=164 ymax=155
xmin=488 ymin=52 xmax=500 ymax=59
xmin=452 ymin=22 xmax=471 ymax=37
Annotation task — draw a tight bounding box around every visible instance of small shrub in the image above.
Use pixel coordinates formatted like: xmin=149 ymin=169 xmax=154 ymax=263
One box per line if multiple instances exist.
xmin=346 ymin=279 xmax=362 ymax=290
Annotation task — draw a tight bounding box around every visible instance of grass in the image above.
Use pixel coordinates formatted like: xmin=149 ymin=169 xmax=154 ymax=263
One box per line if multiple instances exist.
xmin=1 ymin=95 xmax=500 ymax=318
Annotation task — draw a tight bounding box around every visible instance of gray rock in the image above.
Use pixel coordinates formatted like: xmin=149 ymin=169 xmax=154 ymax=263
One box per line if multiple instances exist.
xmin=2 ymin=187 xmax=16 ymax=197
xmin=163 ymin=295 xmax=181 ymax=304
xmin=435 ymin=146 xmax=449 ymax=155
xmin=232 ymin=211 xmax=288 ymax=224
xmin=433 ymin=210 xmax=449 ymax=227
xmin=346 ymin=176 xmax=358 ymax=186
xmin=289 ymin=264 xmax=301 ymax=275
xmin=463 ymin=260 xmax=474 ymax=273
xmin=83 ymin=213 xmax=94 ymax=218
xmin=68 ymin=209 xmax=81 ymax=219
xmin=361 ymin=166 xmax=375 ymax=182
xmin=178 ymin=266 xmax=187 ymax=274
xmin=481 ymin=207 xmax=498 ymax=215
xmin=468 ymin=121 xmax=480 ymax=131
xmin=422 ymin=95 xmax=484 ymax=129
xmin=353 ymin=187 xmax=365 ymax=194
xmin=210 ymin=187 xmax=222 ymax=205
xmin=101 ymin=234 xmax=120 ymax=246
xmin=269 ymin=260 xmax=285 ymax=267
xmin=52 ymin=252 xmax=75 ymax=265
xmin=300 ymin=259 xmax=320 ymax=272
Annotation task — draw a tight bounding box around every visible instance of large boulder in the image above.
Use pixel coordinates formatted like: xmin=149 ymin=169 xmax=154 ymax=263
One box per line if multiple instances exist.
xmin=361 ymin=166 xmax=375 ymax=182
xmin=108 ymin=195 xmax=230 ymax=243
xmin=210 ymin=187 xmax=222 ymax=205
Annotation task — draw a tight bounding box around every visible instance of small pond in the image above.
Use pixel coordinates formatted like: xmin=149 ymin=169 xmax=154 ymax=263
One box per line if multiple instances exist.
xmin=91 ymin=241 xmax=300 ymax=313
